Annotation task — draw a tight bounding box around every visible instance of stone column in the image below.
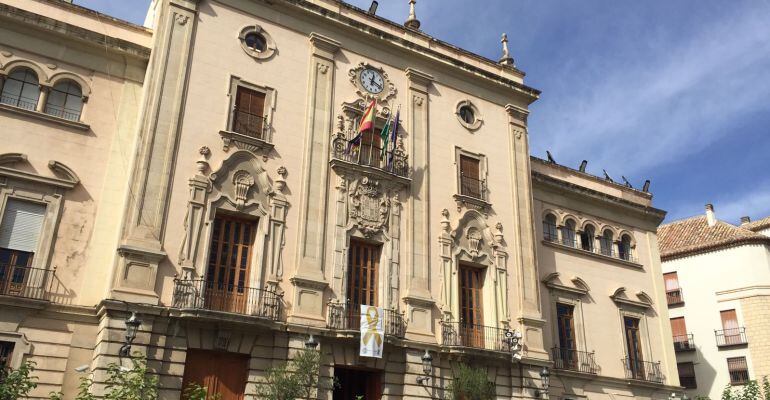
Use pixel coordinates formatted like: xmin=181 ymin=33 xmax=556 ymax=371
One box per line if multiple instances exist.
xmin=289 ymin=33 xmax=340 ymax=325
xmin=505 ymin=104 xmax=548 ymax=359
xmin=36 ymin=85 xmax=49 ymax=112
xmin=112 ymin=0 xmax=199 ymax=303
xmin=403 ymin=68 xmax=435 ymax=340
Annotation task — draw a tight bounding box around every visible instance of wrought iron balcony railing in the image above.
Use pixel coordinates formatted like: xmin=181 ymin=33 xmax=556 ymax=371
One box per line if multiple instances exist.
xmin=172 ymin=279 xmax=282 ymax=321
xmin=673 ymin=334 xmax=695 ymax=352
xmin=551 ymin=348 xmax=598 ymax=374
xmin=327 ymin=302 xmax=406 ymax=338
xmin=441 ymin=321 xmax=512 ymax=352
xmin=231 ymin=110 xmax=271 ymax=142
xmin=542 ymin=222 xmax=559 ymax=243
xmin=459 ymin=175 xmax=487 ymax=201
xmin=622 ymin=358 xmax=664 ymax=383
xmin=0 ymin=264 xmax=54 ymax=301
xmin=666 ymin=288 xmax=684 ymax=306
xmin=715 ymin=327 xmax=748 ymax=347
xmin=44 ymin=105 xmax=81 ymax=122
xmin=0 ymin=94 xmax=38 ymax=111
xmin=330 ymin=127 xmax=409 ymax=178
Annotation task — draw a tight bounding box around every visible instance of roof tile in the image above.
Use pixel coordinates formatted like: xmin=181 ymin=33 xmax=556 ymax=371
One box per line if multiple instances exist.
xmin=658 ymin=216 xmax=770 ymax=260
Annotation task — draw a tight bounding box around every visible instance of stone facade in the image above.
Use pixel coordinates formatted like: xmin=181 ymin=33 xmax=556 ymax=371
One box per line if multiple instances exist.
xmin=0 ymin=0 xmax=680 ymax=399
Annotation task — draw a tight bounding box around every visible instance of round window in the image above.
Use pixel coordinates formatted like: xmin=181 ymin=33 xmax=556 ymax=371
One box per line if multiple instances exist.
xmin=244 ymin=32 xmax=267 ymax=52
xmin=459 ymin=105 xmax=475 ymax=124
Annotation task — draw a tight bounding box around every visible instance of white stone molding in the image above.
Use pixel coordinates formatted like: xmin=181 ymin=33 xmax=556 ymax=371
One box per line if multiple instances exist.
xmin=541 ymin=272 xmax=590 ymax=296
xmin=455 ymin=99 xmax=483 ymax=131
xmin=453 ymin=146 xmax=491 ymax=213
xmin=238 ymin=24 xmax=277 ymax=61
xmin=0 ymin=332 xmax=30 ymax=370
xmin=610 ymin=287 xmax=653 ymax=310
xmin=348 ymin=62 xmax=397 ymax=107
xmin=438 ymin=209 xmax=509 ymax=327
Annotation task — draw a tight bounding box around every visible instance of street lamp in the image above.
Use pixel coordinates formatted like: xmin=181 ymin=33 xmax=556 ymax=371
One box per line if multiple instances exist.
xmin=416 ymin=350 xmax=433 ymax=384
xmin=535 ymin=366 xmax=550 ymax=399
xmin=305 ymin=334 xmax=319 ymax=350
xmin=118 ymin=312 xmax=141 ymax=358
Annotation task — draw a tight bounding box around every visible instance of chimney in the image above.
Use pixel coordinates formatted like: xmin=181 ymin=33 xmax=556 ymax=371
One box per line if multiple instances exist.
xmin=740 ymin=216 xmax=751 ymax=225
xmin=705 ymin=204 xmax=717 ymax=227
xmin=368 ymin=1 xmax=378 ymax=15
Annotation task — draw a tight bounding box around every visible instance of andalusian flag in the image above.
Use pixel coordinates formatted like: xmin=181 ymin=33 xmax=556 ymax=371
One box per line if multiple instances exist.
xmin=346 ymin=100 xmax=376 ymax=155
xmin=387 ymin=108 xmax=400 ymax=167
xmin=379 ymin=113 xmax=393 ymax=160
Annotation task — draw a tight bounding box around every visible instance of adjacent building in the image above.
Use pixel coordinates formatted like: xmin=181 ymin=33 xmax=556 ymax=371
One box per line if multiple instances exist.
xmin=0 ymin=0 xmax=680 ymax=399
xmin=659 ymin=205 xmax=770 ymax=399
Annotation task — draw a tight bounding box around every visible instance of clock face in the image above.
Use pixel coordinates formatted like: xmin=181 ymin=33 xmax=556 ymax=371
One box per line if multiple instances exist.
xmin=359 ymin=68 xmax=385 ymax=94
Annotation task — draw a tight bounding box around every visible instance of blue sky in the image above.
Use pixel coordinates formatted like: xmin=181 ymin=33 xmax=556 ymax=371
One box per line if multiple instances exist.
xmin=77 ymin=0 xmax=770 ymax=225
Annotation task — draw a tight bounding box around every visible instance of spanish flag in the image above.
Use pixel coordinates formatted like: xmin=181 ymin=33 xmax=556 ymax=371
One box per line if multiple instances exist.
xmin=346 ymin=100 xmax=376 ymax=154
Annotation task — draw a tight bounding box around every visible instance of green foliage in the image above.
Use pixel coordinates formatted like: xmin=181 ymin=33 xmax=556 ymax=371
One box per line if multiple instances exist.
xmin=48 ymin=391 xmax=63 ymax=400
xmin=254 ymin=348 xmax=334 ymax=400
xmin=763 ymin=377 xmax=770 ymax=400
xmin=719 ymin=380 xmax=770 ymax=400
xmin=103 ymin=354 xmax=159 ymax=400
xmin=0 ymin=360 xmax=38 ymax=400
xmin=182 ymin=383 xmax=221 ymax=400
xmin=447 ymin=364 xmax=496 ymax=400
xmin=694 ymin=396 xmax=712 ymax=400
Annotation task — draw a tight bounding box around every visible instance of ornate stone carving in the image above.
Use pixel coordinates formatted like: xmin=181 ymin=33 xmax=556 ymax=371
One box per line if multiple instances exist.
xmin=275 ymin=166 xmax=287 ymax=193
xmin=348 ymin=62 xmax=397 ymax=107
xmin=232 ymin=170 xmax=255 ymax=209
xmin=348 ymin=176 xmax=390 ymax=237
xmin=466 ymin=227 xmax=482 ymax=256
xmin=196 ymin=146 xmax=210 ymax=174
xmin=175 ymin=14 xmax=189 ymax=25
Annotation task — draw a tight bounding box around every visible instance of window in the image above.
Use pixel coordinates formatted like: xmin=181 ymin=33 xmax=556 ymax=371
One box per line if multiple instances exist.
xmin=347 ymin=238 xmax=381 ymax=330
xmin=455 ymin=100 xmax=483 ymax=130
xmin=459 ymin=263 xmax=484 ymax=347
xmin=244 ymin=32 xmax=267 ymax=52
xmin=357 ymin=124 xmax=383 ymax=169
xmin=678 ymin=362 xmax=697 ymax=389
xmin=232 ymin=86 xmax=267 ymax=140
xmin=555 ymin=303 xmax=577 ymax=369
xmin=600 ymin=229 xmax=614 ymax=257
xmin=1 ymin=68 xmax=40 ymax=111
xmin=459 ymin=155 xmax=483 ymax=199
xmin=204 ymin=215 xmax=256 ymax=314
xmin=727 ymin=357 xmax=749 ymax=385
xmin=670 ymin=317 xmax=692 ymax=351
xmin=543 ymin=214 xmax=558 ymax=242
xmin=619 ymin=234 xmax=633 ymax=261
xmin=0 ymin=199 xmax=46 ymax=297
xmin=561 ymin=220 xmax=576 ymax=247
xmin=624 ymin=316 xmax=644 ymax=380
xmin=720 ymin=309 xmax=743 ymax=345
xmin=580 ymin=225 xmax=595 ymax=251
xmin=459 ymin=105 xmax=475 ymax=124
xmin=664 ymin=272 xmax=683 ymax=305
xmin=44 ymin=80 xmax=83 ymax=121
xmin=0 ymin=341 xmax=14 ymax=372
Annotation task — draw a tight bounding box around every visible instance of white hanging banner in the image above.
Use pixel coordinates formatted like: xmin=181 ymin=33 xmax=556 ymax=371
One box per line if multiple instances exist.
xmin=359 ymin=305 xmax=384 ymax=358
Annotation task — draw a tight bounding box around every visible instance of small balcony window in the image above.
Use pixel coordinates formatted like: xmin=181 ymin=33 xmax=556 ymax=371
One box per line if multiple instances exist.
xmin=678 ymin=362 xmax=697 ymax=389
xmin=727 ymin=357 xmax=749 ymax=385
xmin=459 ymin=155 xmax=485 ymax=200
xmin=543 ymin=214 xmax=558 ymax=243
xmin=232 ymin=86 xmax=268 ymax=140
xmin=618 ymin=234 xmax=633 ymax=261
xmin=664 ymin=272 xmax=684 ymax=305
xmin=44 ymin=80 xmax=84 ymax=121
xmin=561 ymin=220 xmax=577 ymax=247
xmin=1 ymin=67 xmax=40 ymax=111
xmin=580 ymin=225 xmax=595 ymax=252
xmin=600 ymin=229 xmax=614 ymax=257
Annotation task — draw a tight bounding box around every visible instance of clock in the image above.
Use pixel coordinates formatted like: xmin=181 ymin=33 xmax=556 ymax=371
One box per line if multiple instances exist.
xmin=359 ymin=68 xmax=385 ymax=94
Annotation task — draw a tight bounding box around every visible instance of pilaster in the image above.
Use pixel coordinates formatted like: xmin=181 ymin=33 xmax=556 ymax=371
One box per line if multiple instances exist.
xmin=112 ymin=0 xmax=200 ymax=303
xmin=403 ymin=68 xmax=435 ymax=339
xmin=290 ymin=32 xmax=340 ymax=324
xmin=505 ymin=103 xmax=548 ymax=359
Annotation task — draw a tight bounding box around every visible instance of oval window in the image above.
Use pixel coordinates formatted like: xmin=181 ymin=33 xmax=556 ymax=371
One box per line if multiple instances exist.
xmin=459 ymin=105 xmax=475 ymax=124
xmin=244 ymin=32 xmax=267 ymax=52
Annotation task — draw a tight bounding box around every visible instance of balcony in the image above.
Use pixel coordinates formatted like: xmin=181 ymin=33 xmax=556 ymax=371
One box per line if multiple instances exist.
xmin=541 ymin=233 xmax=640 ymax=265
xmin=0 ymin=265 xmax=55 ymax=302
xmin=330 ymin=127 xmax=409 ymax=181
xmin=551 ymin=348 xmax=598 ymax=374
xmin=220 ymin=110 xmax=273 ymax=153
xmin=441 ymin=321 xmax=512 ymax=353
xmin=666 ymin=288 xmax=684 ymax=306
xmin=327 ymin=303 xmax=406 ymax=338
xmin=673 ymin=334 xmax=695 ymax=352
xmin=622 ymin=358 xmax=664 ymax=383
xmin=171 ymin=279 xmax=282 ymax=321
xmin=715 ymin=328 xmax=748 ymax=347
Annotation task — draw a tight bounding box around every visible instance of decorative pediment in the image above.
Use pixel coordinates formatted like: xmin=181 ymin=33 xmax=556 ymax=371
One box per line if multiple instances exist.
xmin=542 ymin=272 xmax=589 ymax=296
xmin=610 ymin=287 xmax=652 ymax=309
xmin=450 ymin=209 xmax=503 ymax=266
xmin=0 ymin=153 xmax=78 ymax=189
xmin=209 ymin=150 xmax=273 ymax=211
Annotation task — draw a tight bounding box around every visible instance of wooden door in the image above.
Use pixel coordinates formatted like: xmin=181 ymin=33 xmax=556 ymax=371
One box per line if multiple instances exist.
xmin=205 ymin=215 xmax=256 ymax=314
xmin=721 ymin=309 xmax=740 ymax=344
xmin=459 ymin=155 xmax=481 ymax=198
xmin=233 ymin=86 xmax=266 ymax=138
xmin=0 ymin=249 xmax=34 ymax=296
xmin=181 ymin=349 xmax=249 ymax=400
xmin=333 ymin=367 xmax=382 ymax=400
xmin=347 ymin=239 xmax=380 ymax=330
xmin=556 ymin=303 xmax=577 ymax=368
xmin=459 ymin=263 xmax=484 ymax=348
xmin=624 ymin=317 xmax=644 ymax=379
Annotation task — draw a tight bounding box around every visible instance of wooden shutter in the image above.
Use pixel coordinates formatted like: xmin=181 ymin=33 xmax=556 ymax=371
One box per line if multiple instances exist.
xmin=663 ymin=272 xmax=680 ymax=291
xmin=182 ymin=349 xmax=249 ymax=400
xmin=234 ymin=86 xmax=265 ymax=116
xmin=721 ymin=310 xmax=738 ymax=330
xmin=459 ymin=155 xmax=481 ymax=197
xmin=205 ymin=215 xmax=256 ymax=313
xmin=670 ymin=317 xmax=687 ymax=337
xmin=459 ymin=263 xmax=483 ymax=326
xmin=556 ymin=303 xmax=576 ymax=350
xmin=0 ymin=199 xmax=46 ymax=253
xmin=347 ymin=239 xmax=380 ymax=307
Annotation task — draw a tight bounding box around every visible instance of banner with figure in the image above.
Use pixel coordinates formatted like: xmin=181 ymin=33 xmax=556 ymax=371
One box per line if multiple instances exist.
xmin=360 ymin=305 xmax=384 ymax=358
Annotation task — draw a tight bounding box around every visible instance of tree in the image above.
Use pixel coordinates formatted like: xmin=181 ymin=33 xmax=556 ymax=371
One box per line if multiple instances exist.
xmin=103 ymin=355 xmax=159 ymax=400
xmin=254 ymin=348 xmax=334 ymax=400
xmin=447 ymin=364 xmax=496 ymax=400
xmin=182 ymin=383 xmax=221 ymax=400
xmin=0 ymin=360 xmax=38 ymax=400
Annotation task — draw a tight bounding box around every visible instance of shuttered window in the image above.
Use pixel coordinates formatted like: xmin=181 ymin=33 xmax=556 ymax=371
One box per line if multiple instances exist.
xmin=459 ymin=155 xmax=482 ymax=199
xmin=663 ymin=272 xmax=680 ymax=291
xmin=670 ymin=317 xmax=687 ymax=338
xmin=0 ymin=199 xmax=46 ymax=253
xmin=232 ymin=86 xmax=267 ymax=139
xmin=727 ymin=357 xmax=749 ymax=385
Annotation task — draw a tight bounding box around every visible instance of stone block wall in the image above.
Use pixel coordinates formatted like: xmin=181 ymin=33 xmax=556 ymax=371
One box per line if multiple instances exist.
xmin=741 ymin=295 xmax=770 ymax=381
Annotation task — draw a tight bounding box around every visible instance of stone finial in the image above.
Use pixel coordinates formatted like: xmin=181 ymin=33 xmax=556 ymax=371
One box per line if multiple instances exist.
xmin=499 ymin=33 xmax=515 ymax=66
xmin=494 ymin=222 xmax=504 ymax=244
xmin=275 ymin=166 xmax=288 ymax=193
xmin=440 ymin=209 xmax=451 ymax=232
xmin=196 ymin=146 xmax=211 ymax=174
xmin=404 ymin=0 xmax=421 ymax=30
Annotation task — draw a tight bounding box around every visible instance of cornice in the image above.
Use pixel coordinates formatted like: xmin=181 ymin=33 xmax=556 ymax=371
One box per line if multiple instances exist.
xmin=661 ymin=237 xmax=770 ymax=262
xmin=0 ymin=4 xmax=151 ymax=60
